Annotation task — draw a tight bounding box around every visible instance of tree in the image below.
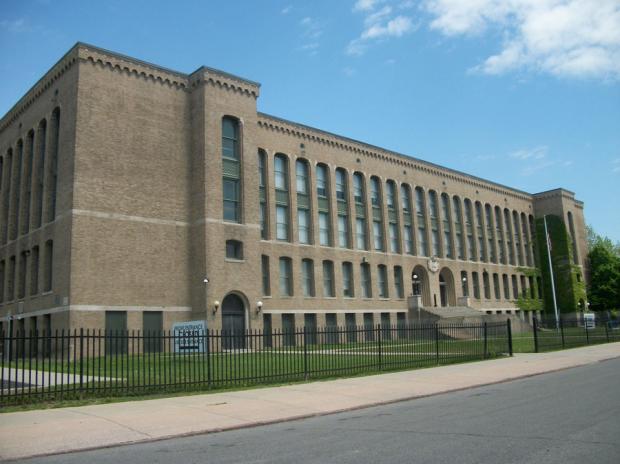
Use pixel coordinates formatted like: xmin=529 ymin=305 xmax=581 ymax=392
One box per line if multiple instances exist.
xmin=587 ymin=226 xmax=620 ymax=311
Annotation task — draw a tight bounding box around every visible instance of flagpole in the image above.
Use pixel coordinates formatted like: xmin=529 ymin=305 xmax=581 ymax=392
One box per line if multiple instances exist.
xmin=543 ymin=215 xmax=560 ymax=329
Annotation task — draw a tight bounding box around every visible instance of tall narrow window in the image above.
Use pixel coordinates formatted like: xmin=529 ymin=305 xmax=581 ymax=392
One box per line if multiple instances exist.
xmin=440 ymin=193 xmax=453 ymax=259
xmin=485 ymin=204 xmax=496 ymax=263
xmin=301 ymin=258 xmax=315 ymax=297
xmin=2 ymin=149 xmax=12 ymax=244
xmin=378 ymin=265 xmax=388 ymax=298
xmin=322 ymin=260 xmax=335 ymax=297
xmin=512 ymin=274 xmax=519 ymax=299
xmin=18 ymin=251 xmax=27 ymax=299
xmin=394 ymin=266 xmax=404 ymax=299
xmin=495 ymin=206 xmax=505 ymax=264
xmin=472 ymin=271 xmax=480 ymax=299
xmin=34 ymin=119 xmax=46 ymax=229
xmin=353 ymin=173 xmax=367 ymax=250
xmin=21 ymin=131 xmax=35 ymax=236
xmin=258 ymin=150 xmax=268 ymax=239
xmin=361 ymin=263 xmax=372 ymax=298
xmin=513 ymin=211 xmax=523 ymax=266
xmin=483 ymin=271 xmax=490 ymax=299
xmin=0 ymin=260 xmax=4 ymax=302
xmin=335 ymin=168 xmax=350 ymax=248
xmin=316 ymin=164 xmax=331 ymax=246
xmin=274 ymin=154 xmax=290 ymax=241
xmin=428 ymin=191 xmax=441 ymax=257
xmin=342 ymin=262 xmax=354 ymax=297
xmin=504 ymin=209 xmax=514 ymax=265
xmin=520 ymin=275 xmax=527 ymax=298
xmin=279 ymin=257 xmax=292 ymax=296
xmin=502 ymin=274 xmax=510 ymax=299
xmin=415 ymin=187 xmax=429 ymax=256
xmin=10 ymin=140 xmax=23 ymax=240
xmin=386 ymin=180 xmax=399 ymax=253
xmin=493 ymin=273 xmax=500 ymax=300
xmin=296 ymin=159 xmax=310 ymax=244
xmin=452 ymin=197 xmax=464 ymax=260
xmin=44 ymin=240 xmax=53 ymax=292
xmin=464 ymin=199 xmax=475 ymax=261
xmin=370 ymin=177 xmax=383 ymax=251
xmin=522 ymin=213 xmax=532 ymax=266
xmin=401 ymin=185 xmax=414 ymax=255
xmin=261 ymin=255 xmax=270 ymax=296
xmin=222 ymin=117 xmax=241 ymax=222
xmin=475 ymin=202 xmax=485 ymax=261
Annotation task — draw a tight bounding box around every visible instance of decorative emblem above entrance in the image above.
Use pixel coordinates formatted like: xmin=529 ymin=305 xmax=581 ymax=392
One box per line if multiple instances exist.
xmin=427 ymin=256 xmax=440 ymax=273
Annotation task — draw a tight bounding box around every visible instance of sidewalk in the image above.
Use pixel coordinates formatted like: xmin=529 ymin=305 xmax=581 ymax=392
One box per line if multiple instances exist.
xmin=1 ymin=343 xmax=619 ymax=461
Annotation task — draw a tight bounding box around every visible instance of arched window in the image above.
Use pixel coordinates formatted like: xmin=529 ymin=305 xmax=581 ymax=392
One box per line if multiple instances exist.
xmin=513 ymin=211 xmax=523 ymax=266
xmin=464 ymin=199 xmax=475 ymax=261
xmin=521 ymin=212 xmax=532 ymax=266
xmin=440 ymin=193 xmax=452 ymax=259
xmin=335 ymin=168 xmax=350 ymax=248
xmin=485 ymin=204 xmax=496 ymax=263
xmin=494 ymin=206 xmax=505 ymax=264
xmin=353 ymin=172 xmax=367 ymax=250
xmin=503 ymin=208 xmax=514 ymax=265
xmin=222 ymin=117 xmax=241 ymax=222
xmin=296 ymin=159 xmax=310 ymax=244
xmin=296 ymin=159 xmax=309 ymax=194
xmin=370 ymin=177 xmax=381 ymax=206
xmin=45 ymin=108 xmax=60 ymax=223
xmin=386 ymin=180 xmax=399 ymax=253
xmin=452 ymin=196 xmax=464 ymax=260
xmin=322 ymin=260 xmax=335 ymax=297
xmin=415 ymin=188 xmax=429 ymax=257
xmin=274 ymin=154 xmax=290 ymax=241
xmin=378 ymin=265 xmax=388 ymax=298
xmin=301 ymin=258 xmax=315 ymax=297
xmin=428 ymin=191 xmax=440 ymax=257
xmin=316 ymin=164 xmax=331 ymax=246
xmin=258 ymin=149 xmax=268 ymax=239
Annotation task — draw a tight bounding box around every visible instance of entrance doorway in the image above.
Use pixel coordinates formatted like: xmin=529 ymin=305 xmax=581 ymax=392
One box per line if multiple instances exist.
xmin=439 ymin=274 xmax=448 ymax=307
xmin=221 ymin=293 xmax=246 ymax=349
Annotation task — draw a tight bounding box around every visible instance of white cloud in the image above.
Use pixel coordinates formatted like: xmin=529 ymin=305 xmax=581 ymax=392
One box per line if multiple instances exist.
xmin=612 ymin=158 xmax=620 ymax=173
xmin=521 ymin=159 xmax=556 ymax=176
xmin=347 ymin=1 xmax=416 ymax=55
xmin=281 ymin=5 xmax=292 ymax=15
xmin=343 ymin=66 xmax=358 ymax=77
xmin=0 ymin=18 xmax=27 ymax=33
xmin=424 ymin=0 xmax=620 ymax=80
xmin=354 ymin=0 xmax=381 ymax=12
xmin=509 ymin=146 xmax=548 ymax=160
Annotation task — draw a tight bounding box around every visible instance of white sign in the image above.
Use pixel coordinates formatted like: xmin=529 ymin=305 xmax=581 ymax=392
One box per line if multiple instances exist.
xmin=583 ymin=313 xmax=596 ymax=329
xmin=172 ymin=320 xmax=207 ymax=353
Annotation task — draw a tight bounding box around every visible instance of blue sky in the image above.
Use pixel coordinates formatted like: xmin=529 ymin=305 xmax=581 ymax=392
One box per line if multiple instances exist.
xmin=1 ymin=0 xmax=619 ymax=242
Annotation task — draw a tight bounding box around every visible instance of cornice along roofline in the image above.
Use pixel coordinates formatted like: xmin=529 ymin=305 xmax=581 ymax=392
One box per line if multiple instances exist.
xmin=258 ymin=112 xmax=536 ymax=202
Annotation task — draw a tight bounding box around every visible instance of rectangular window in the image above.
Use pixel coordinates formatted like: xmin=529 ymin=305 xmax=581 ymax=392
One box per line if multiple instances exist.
xmin=44 ymin=241 xmax=53 ymax=292
xmin=274 ymin=156 xmax=288 ymax=190
xmin=301 ymin=259 xmax=315 ymax=297
xmin=373 ymin=221 xmax=383 ymax=251
xmin=298 ymin=209 xmax=310 ymax=244
xmin=282 ymin=314 xmax=295 ymax=347
xmin=361 ymin=263 xmax=372 ymax=298
xmin=512 ymin=275 xmax=519 ymax=299
xmin=276 ymin=205 xmax=289 ymax=241
xmin=261 ymin=255 xmax=270 ymax=296
xmin=356 ymin=218 xmax=367 ymax=250
xmin=483 ymin=273 xmax=491 ymax=299
xmin=503 ymin=274 xmax=510 ymax=300
xmin=394 ymin=266 xmax=404 ymax=298
xmin=222 ymin=178 xmax=240 ymax=222
xmin=381 ymin=313 xmax=391 ymax=340
xmin=493 ymin=273 xmax=500 ymax=300
xmin=389 ymin=223 xmax=399 ymax=253
xmin=403 ymin=225 xmax=413 ymax=254
xmin=472 ymin=272 xmax=480 ymax=299
xmin=322 ymin=260 xmax=335 ymax=297
xmin=18 ymin=251 xmax=27 ymax=299
xmin=338 ymin=215 xmax=349 ymax=248
xmin=364 ymin=313 xmax=375 ymax=341
xmin=378 ymin=265 xmax=388 ymax=298
xmin=105 ymin=311 xmax=127 ymax=354
xmin=143 ymin=311 xmax=163 ymax=353
xmin=279 ymin=257 xmax=292 ymax=296
xmin=8 ymin=256 xmax=15 ymax=300
xmin=259 ymin=203 xmax=267 ymax=239
xmin=319 ymin=212 xmax=330 ymax=246
xmin=296 ymin=161 xmax=308 ymax=194
xmin=342 ymin=262 xmax=354 ymax=297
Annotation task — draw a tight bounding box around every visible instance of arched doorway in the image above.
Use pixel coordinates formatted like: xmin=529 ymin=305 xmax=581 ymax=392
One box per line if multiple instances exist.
xmin=411 ymin=265 xmax=431 ymax=307
xmin=221 ymin=293 xmax=246 ymax=349
xmin=438 ymin=268 xmax=456 ymax=307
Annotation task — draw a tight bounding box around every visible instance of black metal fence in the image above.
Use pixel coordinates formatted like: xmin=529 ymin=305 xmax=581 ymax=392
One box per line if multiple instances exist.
xmin=0 ymin=320 xmax=511 ymax=406
xmin=533 ymin=315 xmax=620 ymax=352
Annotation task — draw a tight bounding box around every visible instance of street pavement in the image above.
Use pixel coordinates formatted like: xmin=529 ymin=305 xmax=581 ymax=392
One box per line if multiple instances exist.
xmin=0 ymin=342 xmax=619 ymax=462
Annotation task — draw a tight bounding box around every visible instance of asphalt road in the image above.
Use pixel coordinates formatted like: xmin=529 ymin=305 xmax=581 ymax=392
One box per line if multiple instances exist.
xmin=14 ymin=358 xmax=620 ymax=464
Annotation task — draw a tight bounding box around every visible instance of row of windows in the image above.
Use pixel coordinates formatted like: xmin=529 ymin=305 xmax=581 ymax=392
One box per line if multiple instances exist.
xmin=261 ymin=255 xmax=406 ymax=300
xmin=460 ymin=270 xmax=540 ymax=301
xmin=0 ymin=108 xmax=60 ymax=245
xmin=255 ymin=144 xmax=536 ymax=267
xmin=0 ymin=240 xmax=53 ymax=303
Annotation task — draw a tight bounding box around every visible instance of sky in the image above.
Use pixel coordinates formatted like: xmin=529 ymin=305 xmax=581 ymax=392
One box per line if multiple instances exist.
xmin=1 ymin=0 xmax=619 ymax=242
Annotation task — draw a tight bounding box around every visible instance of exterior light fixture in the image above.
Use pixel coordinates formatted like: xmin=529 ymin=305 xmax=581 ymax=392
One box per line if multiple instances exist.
xmin=213 ymin=300 xmax=220 ymax=314
xmin=256 ymin=301 xmax=263 ymax=313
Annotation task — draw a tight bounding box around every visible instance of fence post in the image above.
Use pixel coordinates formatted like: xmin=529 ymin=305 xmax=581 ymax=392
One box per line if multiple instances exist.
xmin=533 ymin=317 xmax=539 ymax=353
xmin=377 ymin=323 xmax=382 ymax=370
xmin=483 ymin=322 xmax=488 ymax=359
xmin=206 ymin=329 xmax=212 ymax=388
xmin=303 ymin=326 xmax=308 ymax=380
xmin=435 ymin=323 xmax=440 ymax=364
xmin=605 ymin=319 xmax=610 ymax=343
xmin=507 ymin=319 xmax=513 ymax=356
xmin=560 ymin=317 xmax=565 ymax=349
xmin=79 ymin=328 xmax=84 ymax=395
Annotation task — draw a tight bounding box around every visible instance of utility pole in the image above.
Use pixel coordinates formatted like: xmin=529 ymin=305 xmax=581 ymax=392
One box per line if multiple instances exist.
xmin=543 ymin=215 xmax=560 ymax=329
